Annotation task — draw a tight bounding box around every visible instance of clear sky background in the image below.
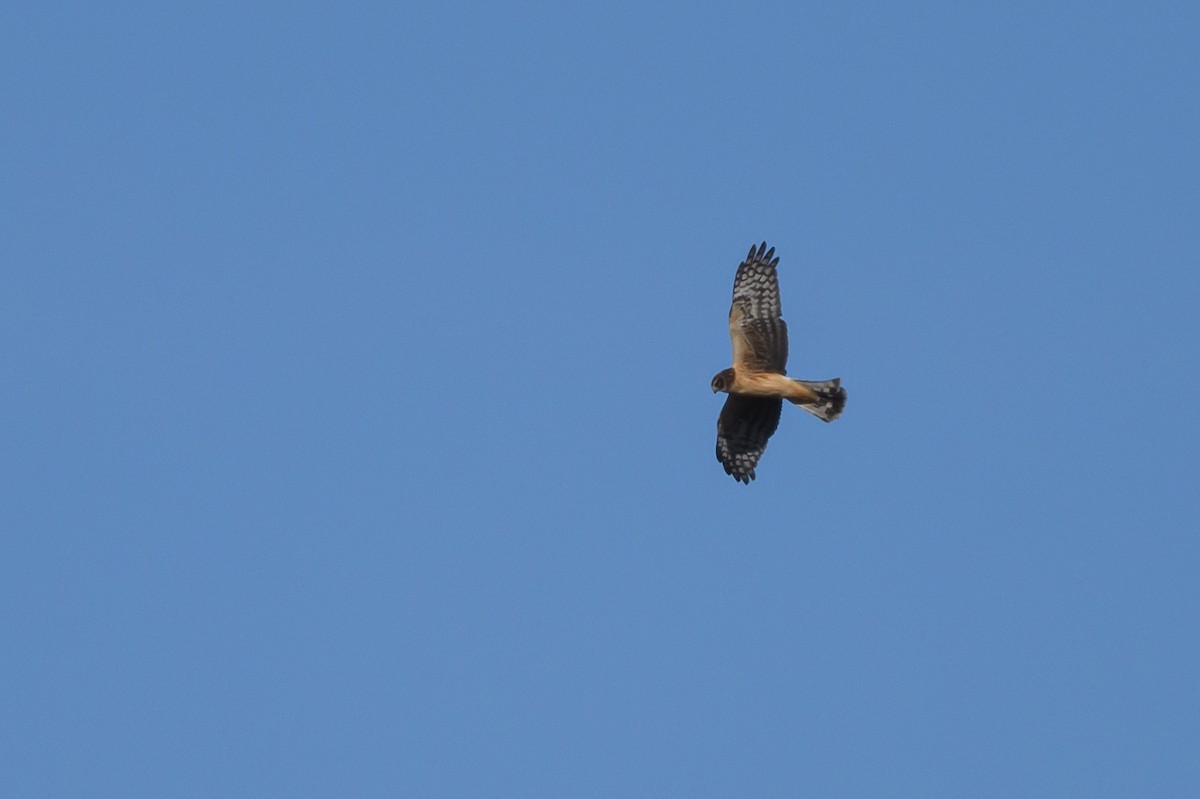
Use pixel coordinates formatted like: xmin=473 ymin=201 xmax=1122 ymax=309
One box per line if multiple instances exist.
xmin=3 ymin=2 xmax=1198 ymax=796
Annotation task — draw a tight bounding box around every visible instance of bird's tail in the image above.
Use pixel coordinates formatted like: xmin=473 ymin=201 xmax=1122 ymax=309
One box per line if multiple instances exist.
xmin=787 ymin=378 xmax=846 ymax=422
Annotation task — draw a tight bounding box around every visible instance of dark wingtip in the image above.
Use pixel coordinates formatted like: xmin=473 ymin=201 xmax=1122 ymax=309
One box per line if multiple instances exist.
xmin=722 ymin=460 xmax=756 ymax=484
xmin=747 ymin=241 xmax=778 ymax=268
xmin=717 ymin=450 xmax=756 ymax=483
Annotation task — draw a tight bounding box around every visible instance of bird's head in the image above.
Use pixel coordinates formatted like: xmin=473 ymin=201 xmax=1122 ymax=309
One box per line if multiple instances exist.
xmin=711 ymin=368 xmax=735 ymax=394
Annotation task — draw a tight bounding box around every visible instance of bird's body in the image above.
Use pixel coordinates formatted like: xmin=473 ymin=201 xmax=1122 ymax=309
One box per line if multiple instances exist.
xmin=714 ymin=368 xmax=826 ymax=402
xmin=712 ymin=242 xmax=846 ymax=483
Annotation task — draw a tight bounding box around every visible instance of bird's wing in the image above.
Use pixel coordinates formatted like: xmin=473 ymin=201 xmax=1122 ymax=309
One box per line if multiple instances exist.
xmin=728 ymin=241 xmax=788 ymax=374
xmin=716 ymin=394 xmax=782 ymax=483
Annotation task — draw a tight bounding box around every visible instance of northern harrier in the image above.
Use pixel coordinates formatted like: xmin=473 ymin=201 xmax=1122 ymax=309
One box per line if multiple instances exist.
xmin=712 ymin=242 xmax=846 ymax=483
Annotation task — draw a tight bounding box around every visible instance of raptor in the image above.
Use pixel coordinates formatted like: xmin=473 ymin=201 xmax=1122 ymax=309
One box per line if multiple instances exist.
xmin=712 ymin=242 xmax=846 ymax=483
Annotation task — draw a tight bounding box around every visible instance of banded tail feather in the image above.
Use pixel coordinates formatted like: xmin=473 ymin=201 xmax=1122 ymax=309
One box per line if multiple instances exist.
xmin=788 ymin=378 xmax=846 ymax=422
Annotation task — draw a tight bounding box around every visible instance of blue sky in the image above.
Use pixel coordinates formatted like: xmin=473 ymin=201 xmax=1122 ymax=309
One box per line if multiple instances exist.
xmin=3 ymin=1 xmax=1198 ymax=795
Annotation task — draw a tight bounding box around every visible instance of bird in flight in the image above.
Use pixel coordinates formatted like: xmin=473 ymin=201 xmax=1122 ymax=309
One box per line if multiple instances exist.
xmin=712 ymin=242 xmax=846 ymax=483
